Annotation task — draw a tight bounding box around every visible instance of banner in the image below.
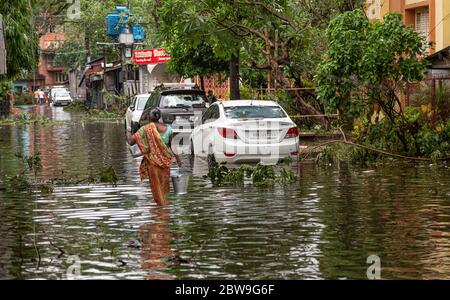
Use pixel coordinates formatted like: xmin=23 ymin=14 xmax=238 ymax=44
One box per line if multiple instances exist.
xmin=151 ymin=48 xmax=171 ymax=64
xmin=132 ymin=48 xmax=171 ymax=65
xmin=132 ymin=49 xmax=153 ymax=65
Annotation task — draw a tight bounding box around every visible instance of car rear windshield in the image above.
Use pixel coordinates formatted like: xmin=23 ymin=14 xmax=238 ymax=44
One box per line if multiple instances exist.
xmin=55 ymin=92 xmax=69 ymax=97
xmin=160 ymin=93 xmax=206 ymax=109
xmin=224 ymin=106 xmax=287 ymax=119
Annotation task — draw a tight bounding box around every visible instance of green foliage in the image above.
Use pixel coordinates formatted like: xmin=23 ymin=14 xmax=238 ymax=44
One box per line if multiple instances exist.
xmin=53 ymin=38 xmax=88 ymax=70
xmin=316 ymin=144 xmax=345 ymax=165
xmin=7 ymin=174 xmax=31 ymax=191
xmin=404 ymin=106 xmax=420 ymax=124
xmin=0 ymin=112 xmax=63 ymax=126
xmin=206 ymin=163 xmax=297 ymax=187
xmin=350 ymin=114 xmax=450 ymax=161
xmin=50 ymin=0 xmax=160 ymax=69
xmin=98 ymin=165 xmax=118 ymax=187
xmin=0 ymin=0 xmax=39 ymax=80
xmin=165 ymin=40 xmax=229 ymax=79
xmin=207 ymin=163 xmax=252 ymax=186
xmin=64 ymin=102 xmax=88 ymax=112
xmin=313 ymin=10 xmax=448 ymax=161
xmin=316 ymin=10 xmax=428 ymax=124
xmin=14 ymin=93 xmax=33 ymax=105
xmin=25 ymin=153 xmax=42 ymax=177
xmin=417 ymin=122 xmax=450 ymax=157
xmin=82 ymin=109 xmax=125 ymax=121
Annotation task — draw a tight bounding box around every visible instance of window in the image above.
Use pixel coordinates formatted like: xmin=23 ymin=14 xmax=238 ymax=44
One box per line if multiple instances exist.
xmin=54 ymin=72 xmax=68 ymax=83
xmin=136 ymin=96 xmax=149 ymax=110
xmin=208 ymin=105 xmax=220 ymax=121
xmin=416 ymin=9 xmax=429 ymax=47
xmin=146 ymin=93 xmax=158 ymax=109
xmin=224 ymin=106 xmax=287 ymax=119
xmin=202 ymin=106 xmax=213 ymax=124
xmin=159 ymin=93 xmax=206 ymax=109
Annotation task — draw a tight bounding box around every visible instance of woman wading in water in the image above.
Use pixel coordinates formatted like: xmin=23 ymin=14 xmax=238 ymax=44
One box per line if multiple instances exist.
xmin=127 ymin=109 xmax=182 ymax=206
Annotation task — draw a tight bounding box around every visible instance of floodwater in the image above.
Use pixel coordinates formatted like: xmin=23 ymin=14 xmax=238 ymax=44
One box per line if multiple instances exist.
xmin=0 ymin=105 xmax=449 ymax=280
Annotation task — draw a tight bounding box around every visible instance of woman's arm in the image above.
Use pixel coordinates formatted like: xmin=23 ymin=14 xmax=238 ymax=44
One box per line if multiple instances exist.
xmin=126 ymin=132 xmax=136 ymax=146
xmin=169 ymin=135 xmax=182 ymax=167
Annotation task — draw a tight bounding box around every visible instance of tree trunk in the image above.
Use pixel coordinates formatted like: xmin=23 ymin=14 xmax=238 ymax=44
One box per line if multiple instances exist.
xmin=229 ymin=50 xmax=240 ymax=100
xmin=199 ymin=75 xmax=205 ymax=91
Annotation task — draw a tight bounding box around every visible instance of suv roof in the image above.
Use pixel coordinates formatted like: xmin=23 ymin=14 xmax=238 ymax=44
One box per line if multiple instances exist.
xmin=160 ymin=89 xmax=206 ymax=96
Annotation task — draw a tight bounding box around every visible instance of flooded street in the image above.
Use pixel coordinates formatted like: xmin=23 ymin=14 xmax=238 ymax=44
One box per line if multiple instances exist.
xmin=0 ymin=106 xmax=449 ymax=280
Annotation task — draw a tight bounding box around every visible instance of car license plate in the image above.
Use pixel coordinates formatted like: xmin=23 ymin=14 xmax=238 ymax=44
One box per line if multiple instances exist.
xmin=250 ymin=131 xmax=277 ymax=139
xmin=176 ymin=116 xmax=196 ymax=122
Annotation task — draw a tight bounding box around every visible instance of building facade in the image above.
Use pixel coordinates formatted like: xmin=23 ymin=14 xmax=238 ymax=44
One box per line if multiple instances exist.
xmin=13 ymin=32 xmax=67 ymax=93
xmin=366 ymin=0 xmax=450 ymax=53
xmin=38 ymin=32 xmax=68 ymax=88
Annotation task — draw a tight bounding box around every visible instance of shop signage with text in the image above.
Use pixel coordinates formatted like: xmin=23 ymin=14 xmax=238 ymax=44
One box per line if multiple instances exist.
xmin=132 ymin=48 xmax=171 ymax=65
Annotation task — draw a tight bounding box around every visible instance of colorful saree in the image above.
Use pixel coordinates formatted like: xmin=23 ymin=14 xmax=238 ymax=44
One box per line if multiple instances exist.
xmin=133 ymin=123 xmax=174 ymax=205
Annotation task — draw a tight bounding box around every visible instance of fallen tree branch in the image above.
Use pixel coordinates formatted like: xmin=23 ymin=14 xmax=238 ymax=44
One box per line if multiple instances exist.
xmin=301 ymin=140 xmax=450 ymax=162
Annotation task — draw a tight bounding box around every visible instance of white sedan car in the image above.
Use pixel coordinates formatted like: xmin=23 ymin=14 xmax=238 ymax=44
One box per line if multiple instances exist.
xmin=52 ymin=91 xmax=73 ymax=106
xmin=125 ymin=94 xmax=151 ymax=133
xmin=190 ymin=100 xmax=300 ymax=165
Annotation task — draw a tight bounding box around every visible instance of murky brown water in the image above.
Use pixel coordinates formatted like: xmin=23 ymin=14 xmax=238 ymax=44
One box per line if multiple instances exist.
xmin=0 ymin=105 xmax=449 ymax=280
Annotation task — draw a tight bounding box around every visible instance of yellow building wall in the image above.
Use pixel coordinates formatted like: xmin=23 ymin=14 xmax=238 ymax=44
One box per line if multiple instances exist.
xmin=366 ymin=0 xmax=450 ymax=52
xmin=442 ymin=0 xmax=450 ymax=50
xmin=381 ymin=0 xmax=390 ymax=17
xmin=405 ymin=0 xmax=426 ymax=5
xmin=435 ymin=0 xmax=444 ymax=50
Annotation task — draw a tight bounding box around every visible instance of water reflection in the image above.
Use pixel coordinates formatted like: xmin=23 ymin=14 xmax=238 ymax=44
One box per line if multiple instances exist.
xmin=0 ymin=106 xmax=449 ymax=279
xmin=140 ymin=207 xmax=175 ymax=279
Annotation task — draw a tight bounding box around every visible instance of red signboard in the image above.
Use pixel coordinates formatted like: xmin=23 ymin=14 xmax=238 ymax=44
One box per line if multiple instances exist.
xmin=132 ymin=48 xmax=171 ymax=65
xmin=151 ymin=48 xmax=171 ymax=64
xmin=132 ymin=49 xmax=153 ymax=65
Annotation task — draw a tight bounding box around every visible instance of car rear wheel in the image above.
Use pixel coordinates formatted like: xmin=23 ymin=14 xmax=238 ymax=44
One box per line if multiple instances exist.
xmin=189 ymin=140 xmax=195 ymax=166
xmin=207 ymin=146 xmax=216 ymax=170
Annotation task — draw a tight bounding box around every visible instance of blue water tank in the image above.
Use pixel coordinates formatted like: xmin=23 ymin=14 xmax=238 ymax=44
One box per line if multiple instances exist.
xmin=106 ymin=13 xmax=120 ymax=37
xmin=106 ymin=13 xmax=130 ymax=37
xmin=132 ymin=25 xmax=145 ymax=41
xmin=116 ymin=6 xmax=129 ymax=14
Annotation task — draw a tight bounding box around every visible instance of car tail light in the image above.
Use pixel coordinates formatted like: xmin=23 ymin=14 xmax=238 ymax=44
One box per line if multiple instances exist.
xmin=218 ymin=128 xmax=238 ymax=139
xmin=290 ymin=151 xmax=299 ymax=156
xmin=285 ymin=127 xmax=299 ymax=139
xmin=224 ymin=153 xmax=236 ymax=157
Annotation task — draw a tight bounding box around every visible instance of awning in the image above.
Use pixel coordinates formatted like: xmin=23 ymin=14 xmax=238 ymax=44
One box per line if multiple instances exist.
xmin=426 ymin=46 xmax=450 ymax=69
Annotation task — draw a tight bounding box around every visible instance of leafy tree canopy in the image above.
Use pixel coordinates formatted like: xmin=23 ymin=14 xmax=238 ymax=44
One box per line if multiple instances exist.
xmin=316 ymin=10 xmax=428 ymax=123
xmin=0 ymin=0 xmax=39 ymax=80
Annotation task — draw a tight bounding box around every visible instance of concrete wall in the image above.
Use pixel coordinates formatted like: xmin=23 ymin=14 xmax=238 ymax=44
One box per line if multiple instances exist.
xmin=139 ymin=63 xmax=179 ymax=94
xmin=68 ymin=69 xmax=86 ymax=101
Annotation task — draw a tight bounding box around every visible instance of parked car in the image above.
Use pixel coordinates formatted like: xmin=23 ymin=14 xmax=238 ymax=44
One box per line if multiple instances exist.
xmin=52 ymin=90 xmax=73 ymax=106
xmin=190 ymin=100 xmax=300 ymax=165
xmin=50 ymin=86 xmax=69 ymax=103
xmin=136 ymin=86 xmax=208 ymax=134
xmin=125 ymin=93 xmax=151 ymax=133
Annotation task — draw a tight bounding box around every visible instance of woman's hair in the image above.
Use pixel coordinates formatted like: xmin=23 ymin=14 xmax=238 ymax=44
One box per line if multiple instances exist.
xmin=149 ymin=108 xmax=161 ymax=122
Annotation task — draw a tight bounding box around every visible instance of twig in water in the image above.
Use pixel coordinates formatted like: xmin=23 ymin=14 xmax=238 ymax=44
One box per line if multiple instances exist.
xmin=49 ymin=240 xmax=66 ymax=259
